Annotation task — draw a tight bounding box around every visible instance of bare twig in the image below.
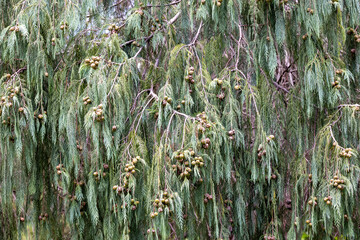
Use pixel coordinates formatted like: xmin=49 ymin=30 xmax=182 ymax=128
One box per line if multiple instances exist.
xmin=106 ymin=62 xmax=125 ymax=98
xmin=193 ymin=46 xmax=210 ymax=104
xmin=130 ymin=89 xmax=151 ymax=112
xmin=181 ymin=117 xmax=188 ymax=149
xmin=189 ymin=21 xmax=203 ymax=46
xmin=167 ymin=12 xmax=181 ymax=26
xmin=146 ymin=0 xmax=182 ymax=8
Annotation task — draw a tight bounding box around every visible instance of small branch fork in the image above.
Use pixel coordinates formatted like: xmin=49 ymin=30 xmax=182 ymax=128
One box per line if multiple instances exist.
xmin=173 ymin=21 xmax=210 ymax=105
xmin=328 ymin=104 xmax=359 ymax=149
xmin=121 ymin=89 xmax=195 ymax=159
xmin=149 ymin=90 xmax=195 ymax=121
xmin=230 ymin=21 xmax=290 ymax=94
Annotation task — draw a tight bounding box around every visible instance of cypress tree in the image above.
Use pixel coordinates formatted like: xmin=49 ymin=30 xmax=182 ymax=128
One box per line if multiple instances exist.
xmin=0 ymin=0 xmax=360 ymax=239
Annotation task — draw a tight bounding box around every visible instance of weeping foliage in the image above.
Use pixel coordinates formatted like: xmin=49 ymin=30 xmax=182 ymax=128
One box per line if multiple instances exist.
xmin=0 ymin=0 xmax=360 ymax=239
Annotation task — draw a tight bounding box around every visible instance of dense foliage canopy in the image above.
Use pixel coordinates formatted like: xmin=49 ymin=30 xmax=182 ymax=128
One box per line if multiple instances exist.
xmin=1 ymin=0 xmax=360 ymax=239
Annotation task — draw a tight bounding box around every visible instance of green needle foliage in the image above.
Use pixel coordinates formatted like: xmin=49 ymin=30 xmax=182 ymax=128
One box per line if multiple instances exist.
xmin=0 ymin=0 xmax=360 ymax=239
